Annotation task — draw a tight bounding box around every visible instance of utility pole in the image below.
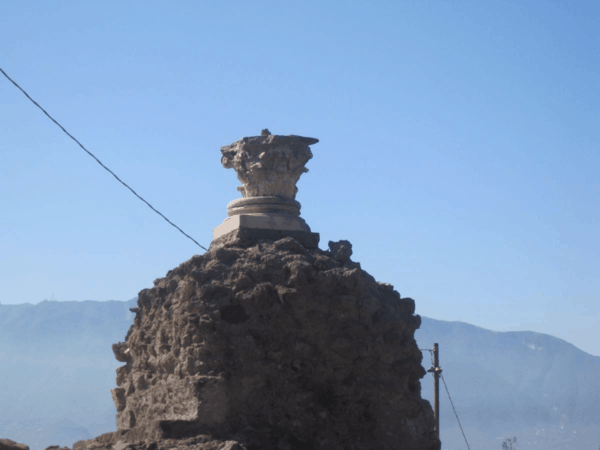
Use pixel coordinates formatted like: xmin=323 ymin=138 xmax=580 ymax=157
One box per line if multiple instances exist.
xmin=427 ymin=343 xmax=443 ymax=441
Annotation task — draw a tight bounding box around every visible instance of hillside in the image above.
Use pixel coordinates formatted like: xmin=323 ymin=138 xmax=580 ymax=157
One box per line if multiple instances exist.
xmin=416 ymin=317 xmax=600 ymax=449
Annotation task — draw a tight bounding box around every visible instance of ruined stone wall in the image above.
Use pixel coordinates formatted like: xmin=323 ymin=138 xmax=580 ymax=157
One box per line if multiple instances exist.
xmin=84 ymin=236 xmax=439 ymax=450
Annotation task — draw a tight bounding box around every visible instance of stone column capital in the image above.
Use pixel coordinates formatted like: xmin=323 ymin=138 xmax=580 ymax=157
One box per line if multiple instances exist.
xmin=220 ymin=130 xmax=318 ymax=200
xmin=212 ymin=130 xmax=320 ymax=249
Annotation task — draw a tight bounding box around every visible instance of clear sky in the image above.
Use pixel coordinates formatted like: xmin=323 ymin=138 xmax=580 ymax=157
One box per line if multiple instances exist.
xmin=1 ymin=1 xmax=598 ymax=356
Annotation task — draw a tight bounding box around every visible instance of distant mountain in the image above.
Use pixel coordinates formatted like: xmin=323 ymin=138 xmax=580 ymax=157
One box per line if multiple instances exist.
xmin=415 ymin=316 xmax=600 ymax=449
xmin=0 ymin=299 xmax=137 ymax=450
xmin=0 ymin=300 xmax=599 ymax=450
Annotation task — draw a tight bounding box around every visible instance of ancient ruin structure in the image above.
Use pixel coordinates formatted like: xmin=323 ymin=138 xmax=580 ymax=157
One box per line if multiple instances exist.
xmin=70 ymin=130 xmax=440 ymax=450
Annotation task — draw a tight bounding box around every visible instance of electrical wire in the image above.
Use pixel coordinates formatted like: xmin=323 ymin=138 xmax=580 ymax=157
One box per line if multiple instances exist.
xmin=0 ymin=66 xmax=208 ymax=252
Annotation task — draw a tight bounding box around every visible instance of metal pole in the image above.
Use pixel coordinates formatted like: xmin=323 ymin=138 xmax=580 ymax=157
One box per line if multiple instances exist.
xmin=427 ymin=343 xmax=443 ymax=441
xmin=433 ymin=343 xmax=441 ymax=440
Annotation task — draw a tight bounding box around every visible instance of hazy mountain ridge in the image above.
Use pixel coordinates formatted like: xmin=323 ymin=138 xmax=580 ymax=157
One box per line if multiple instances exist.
xmin=0 ymin=299 xmax=136 ymax=353
xmin=416 ymin=316 xmax=600 ymax=448
xmin=0 ymin=299 xmax=137 ymax=448
xmin=1 ymin=300 xmax=599 ymax=450
xmin=417 ymin=317 xmax=600 ymax=426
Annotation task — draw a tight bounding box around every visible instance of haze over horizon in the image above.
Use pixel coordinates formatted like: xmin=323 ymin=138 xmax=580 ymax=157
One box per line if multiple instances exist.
xmin=1 ymin=1 xmax=598 ymax=357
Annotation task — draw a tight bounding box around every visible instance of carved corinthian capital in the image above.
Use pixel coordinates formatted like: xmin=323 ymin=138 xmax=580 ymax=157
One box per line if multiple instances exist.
xmin=220 ymin=129 xmax=318 ymax=200
xmin=212 ymin=130 xmax=320 ymax=250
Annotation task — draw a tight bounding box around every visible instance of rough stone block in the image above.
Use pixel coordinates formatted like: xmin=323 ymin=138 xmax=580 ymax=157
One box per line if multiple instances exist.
xmin=213 ymin=213 xmax=311 ymax=240
xmin=116 ymin=410 xmax=136 ymax=430
xmin=111 ymin=387 xmax=126 ymax=412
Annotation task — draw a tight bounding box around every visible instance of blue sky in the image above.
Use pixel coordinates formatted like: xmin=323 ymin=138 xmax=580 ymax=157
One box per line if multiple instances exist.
xmin=1 ymin=1 xmax=598 ymax=356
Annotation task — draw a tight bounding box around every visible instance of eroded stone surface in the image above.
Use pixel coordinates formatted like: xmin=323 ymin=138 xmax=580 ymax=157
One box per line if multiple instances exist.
xmin=220 ymin=131 xmax=317 ymax=200
xmin=66 ymin=236 xmax=439 ymax=450
xmin=77 ymin=436 xmax=243 ymax=450
xmin=0 ymin=439 xmax=29 ymax=450
xmin=210 ymin=227 xmax=319 ymax=251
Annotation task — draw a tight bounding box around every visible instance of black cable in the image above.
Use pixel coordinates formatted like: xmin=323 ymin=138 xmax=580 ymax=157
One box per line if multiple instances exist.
xmin=0 ymin=66 xmax=208 ymax=252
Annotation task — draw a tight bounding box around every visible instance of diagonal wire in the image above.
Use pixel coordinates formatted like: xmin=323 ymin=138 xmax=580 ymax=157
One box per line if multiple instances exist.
xmin=420 ymin=348 xmax=471 ymax=449
xmin=441 ymin=373 xmax=471 ymax=450
xmin=0 ymin=66 xmax=208 ymax=252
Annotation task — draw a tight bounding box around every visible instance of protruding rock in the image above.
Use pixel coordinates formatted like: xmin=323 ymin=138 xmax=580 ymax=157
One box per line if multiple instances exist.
xmin=112 ymin=342 xmax=131 ymax=363
xmin=111 ymin=387 xmax=126 ymax=412
xmin=328 ymin=239 xmax=353 ymax=264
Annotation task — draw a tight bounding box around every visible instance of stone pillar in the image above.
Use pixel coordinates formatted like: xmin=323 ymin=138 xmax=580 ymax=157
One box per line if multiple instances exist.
xmin=211 ymin=129 xmax=320 ymax=249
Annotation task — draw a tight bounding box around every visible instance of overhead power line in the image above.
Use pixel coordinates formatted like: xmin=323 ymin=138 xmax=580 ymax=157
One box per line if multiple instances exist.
xmin=441 ymin=373 xmax=471 ymax=450
xmin=0 ymin=66 xmax=208 ymax=252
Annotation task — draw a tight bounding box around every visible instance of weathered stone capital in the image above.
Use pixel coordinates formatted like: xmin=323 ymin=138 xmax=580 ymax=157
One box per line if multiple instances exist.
xmin=213 ymin=130 xmax=319 ymax=246
xmin=220 ymin=131 xmax=318 ymax=199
